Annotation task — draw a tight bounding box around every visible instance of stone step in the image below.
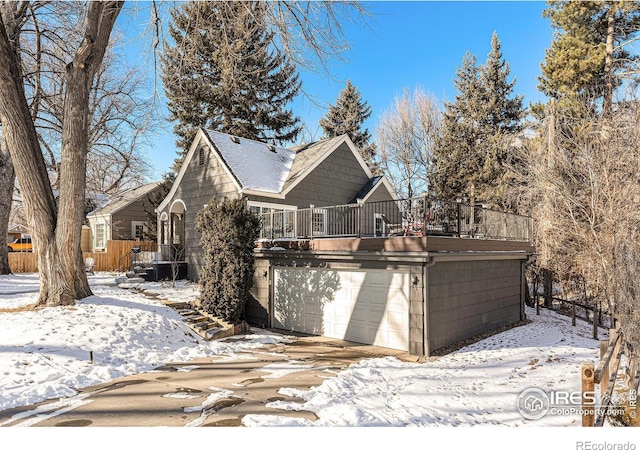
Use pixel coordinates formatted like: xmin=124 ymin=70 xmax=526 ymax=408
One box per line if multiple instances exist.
xmin=186 ymin=316 xmax=209 ymax=324
xmin=165 ymin=303 xmax=191 ymax=311
xmin=196 ymin=321 xmax=221 ymax=332
xmin=115 ymin=276 xmax=146 ymax=285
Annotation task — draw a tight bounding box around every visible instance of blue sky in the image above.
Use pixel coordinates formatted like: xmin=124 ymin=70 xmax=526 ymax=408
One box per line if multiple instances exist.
xmin=132 ymin=1 xmax=553 ymax=179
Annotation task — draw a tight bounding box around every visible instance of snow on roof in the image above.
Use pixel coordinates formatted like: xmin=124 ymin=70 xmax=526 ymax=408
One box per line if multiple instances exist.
xmin=87 ymin=182 xmax=163 ymax=217
xmin=205 ymin=130 xmax=296 ymax=194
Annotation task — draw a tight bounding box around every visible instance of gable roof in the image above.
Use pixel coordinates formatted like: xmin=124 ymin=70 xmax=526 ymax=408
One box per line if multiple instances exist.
xmin=281 ymin=136 xmax=345 ymax=193
xmin=157 ymin=129 xmax=377 ymax=210
xmin=349 ymin=175 xmax=399 ymax=203
xmin=350 ymin=176 xmax=383 ymax=203
xmin=8 ymin=223 xmax=29 ymax=235
xmin=87 ymin=181 xmax=163 ymax=217
xmin=204 ymin=130 xmax=295 ymax=194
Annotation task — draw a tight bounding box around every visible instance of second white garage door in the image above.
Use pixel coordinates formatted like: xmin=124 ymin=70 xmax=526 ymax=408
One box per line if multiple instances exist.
xmin=272 ymin=268 xmax=410 ymax=351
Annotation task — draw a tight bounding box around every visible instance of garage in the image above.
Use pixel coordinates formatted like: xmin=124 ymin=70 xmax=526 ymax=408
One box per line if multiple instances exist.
xmin=272 ymin=267 xmax=410 ymax=351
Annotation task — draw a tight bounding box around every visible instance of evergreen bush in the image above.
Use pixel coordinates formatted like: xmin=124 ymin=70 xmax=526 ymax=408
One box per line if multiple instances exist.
xmin=195 ymin=197 xmax=261 ymax=323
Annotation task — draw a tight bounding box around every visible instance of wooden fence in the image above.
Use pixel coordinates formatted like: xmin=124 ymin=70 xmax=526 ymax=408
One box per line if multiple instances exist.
xmin=535 ymin=293 xmax=613 ymax=339
xmin=581 ymin=327 xmax=639 ymax=426
xmin=8 ymin=240 xmax=157 ymax=273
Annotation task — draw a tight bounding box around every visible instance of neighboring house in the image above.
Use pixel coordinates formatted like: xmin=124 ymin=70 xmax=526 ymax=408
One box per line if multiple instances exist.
xmin=156 ymin=129 xmax=397 ymax=279
xmin=7 ymin=223 xmax=29 ymax=243
xmin=87 ymin=182 xmax=165 ymax=251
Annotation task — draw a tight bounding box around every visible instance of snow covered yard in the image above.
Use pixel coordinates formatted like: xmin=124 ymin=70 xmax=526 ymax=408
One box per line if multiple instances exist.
xmin=0 ymin=273 xmax=290 ymax=413
xmin=244 ymin=307 xmax=603 ymax=427
xmin=0 ymin=272 xmax=615 ymax=430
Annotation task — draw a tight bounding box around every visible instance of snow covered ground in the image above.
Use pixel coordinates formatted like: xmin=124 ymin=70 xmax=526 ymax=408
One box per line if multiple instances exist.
xmin=0 ymin=272 xmax=630 ymax=446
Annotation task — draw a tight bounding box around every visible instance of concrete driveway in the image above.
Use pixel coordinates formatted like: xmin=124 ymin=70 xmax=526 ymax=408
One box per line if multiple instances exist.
xmin=0 ymin=333 xmax=410 ymax=427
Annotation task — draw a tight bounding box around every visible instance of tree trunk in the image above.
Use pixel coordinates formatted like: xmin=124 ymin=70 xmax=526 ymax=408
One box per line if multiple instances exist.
xmin=0 ymin=13 xmax=61 ymax=303
xmin=543 ymin=267 xmax=553 ymax=308
xmin=603 ymin=5 xmax=615 ymax=120
xmin=0 ymin=2 xmax=123 ymax=306
xmin=0 ymin=134 xmax=14 ymax=275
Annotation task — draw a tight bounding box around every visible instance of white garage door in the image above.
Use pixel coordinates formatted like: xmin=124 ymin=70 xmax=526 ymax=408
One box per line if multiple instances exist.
xmin=273 ymin=268 xmax=410 ymax=351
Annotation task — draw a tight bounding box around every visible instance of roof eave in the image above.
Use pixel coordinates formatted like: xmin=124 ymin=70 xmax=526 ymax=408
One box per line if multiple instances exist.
xmin=155 ymin=129 xmax=243 ymax=213
xmin=241 ymin=188 xmax=286 ymax=199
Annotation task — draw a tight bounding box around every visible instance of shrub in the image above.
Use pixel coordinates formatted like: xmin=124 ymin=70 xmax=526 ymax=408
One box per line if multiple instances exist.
xmin=195 ymin=197 xmax=260 ymax=323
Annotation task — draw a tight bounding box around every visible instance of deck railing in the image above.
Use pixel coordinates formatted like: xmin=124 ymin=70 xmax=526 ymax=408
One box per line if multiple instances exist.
xmin=258 ymin=196 xmax=533 ymax=242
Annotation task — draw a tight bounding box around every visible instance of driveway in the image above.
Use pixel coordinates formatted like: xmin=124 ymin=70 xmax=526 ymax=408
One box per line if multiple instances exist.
xmin=0 ymin=333 xmax=410 ymax=427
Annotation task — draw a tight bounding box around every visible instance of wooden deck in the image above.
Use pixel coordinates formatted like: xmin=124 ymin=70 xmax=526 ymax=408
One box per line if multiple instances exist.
xmin=257 ymin=235 xmax=535 ymax=254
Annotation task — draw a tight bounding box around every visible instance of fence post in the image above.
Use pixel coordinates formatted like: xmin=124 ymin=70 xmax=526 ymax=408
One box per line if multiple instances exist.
xmin=600 ymin=340 xmax=609 ymax=399
xmin=270 ymin=211 xmax=274 ymax=241
xmin=633 ymin=368 xmax=640 ymax=427
xmin=593 ymin=304 xmax=598 ymax=340
xmin=456 ymin=199 xmax=462 ymax=237
xmin=536 ymin=293 xmax=540 ymax=315
xmin=572 ymin=300 xmax=576 ymax=326
xmin=357 ymin=199 xmax=363 ymax=238
xmin=582 ymin=362 xmax=595 ymax=427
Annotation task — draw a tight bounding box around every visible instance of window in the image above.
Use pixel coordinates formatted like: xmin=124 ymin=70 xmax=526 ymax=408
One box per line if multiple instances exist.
xmin=312 ymin=209 xmax=326 ymax=235
xmin=247 ymin=203 xmax=296 ymax=216
xmin=132 ymin=221 xmax=146 ymax=240
xmin=248 ymin=202 xmax=297 ymax=238
xmin=95 ymin=223 xmax=106 ymax=249
xmin=160 ymin=220 xmax=167 ymax=244
xmin=374 ymin=213 xmax=385 ymax=237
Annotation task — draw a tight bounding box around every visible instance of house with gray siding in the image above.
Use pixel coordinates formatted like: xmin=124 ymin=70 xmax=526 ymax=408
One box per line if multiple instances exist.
xmin=87 ymin=181 xmax=165 ymax=251
xmin=155 ymin=129 xmax=397 ymax=280
xmin=156 ymin=128 xmax=535 ymax=358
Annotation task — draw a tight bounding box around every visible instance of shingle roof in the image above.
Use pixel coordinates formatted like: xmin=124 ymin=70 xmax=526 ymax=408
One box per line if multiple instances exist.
xmin=159 ymin=129 xmax=374 ymax=213
xmin=349 ymin=176 xmax=383 ymax=203
xmin=282 ymin=136 xmax=344 ymax=193
xmin=204 ymin=130 xmax=345 ymax=195
xmin=205 ymin=130 xmax=296 ymax=193
xmin=87 ymin=182 xmax=163 ymax=217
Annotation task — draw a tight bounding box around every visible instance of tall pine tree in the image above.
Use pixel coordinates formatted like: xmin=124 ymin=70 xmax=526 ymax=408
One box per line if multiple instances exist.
xmin=539 ymin=1 xmax=640 ymax=114
xmin=319 ymin=80 xmax=377 ymax=171
xmin=431 ymin=32 xmax=524 ymax=209
xmin=161 ymin=1 xmax=302 ymax=170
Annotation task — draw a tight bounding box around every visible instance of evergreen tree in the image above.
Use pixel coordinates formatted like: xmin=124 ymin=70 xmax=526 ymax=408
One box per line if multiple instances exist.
xmin=431 ymin=32 xmax=524 ymax=209
xmin=538 ymin=1 xmax=640 ymax=111
xmin=161 ymin=1 xmax=302 ymax=171
xmin=195 ymin=197 xmax=261 ymax=323
xmin=319 ymin=80 xmax=377 ymax=171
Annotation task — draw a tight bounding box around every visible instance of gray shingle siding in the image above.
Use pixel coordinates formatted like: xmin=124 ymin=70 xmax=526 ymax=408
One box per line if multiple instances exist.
xmin=426 ymin=259 xmax=522 ymax=353
xmin=284 ymin=142 xmax=371 ymax=207
xmin=158 ymin=144 xmax=241 ymax=280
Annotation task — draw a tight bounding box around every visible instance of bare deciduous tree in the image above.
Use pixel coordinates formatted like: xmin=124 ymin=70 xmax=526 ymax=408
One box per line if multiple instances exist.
xmin=265 ymin=1 xmax=372 ymax=75
xmin=0 ymin=1 xmax=123 ymax=306
xmin=514 ymin=95 xmax=640 ymax=357
xmin=0 ymin=1 xmax=153 ymax=276
xmin=0 ymin=133 xmax=13 ymax=274
xmin=22 ymin=7 xmax=153 ymax=195
xmin=376 ymin=87 xmax=441 ymax=198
